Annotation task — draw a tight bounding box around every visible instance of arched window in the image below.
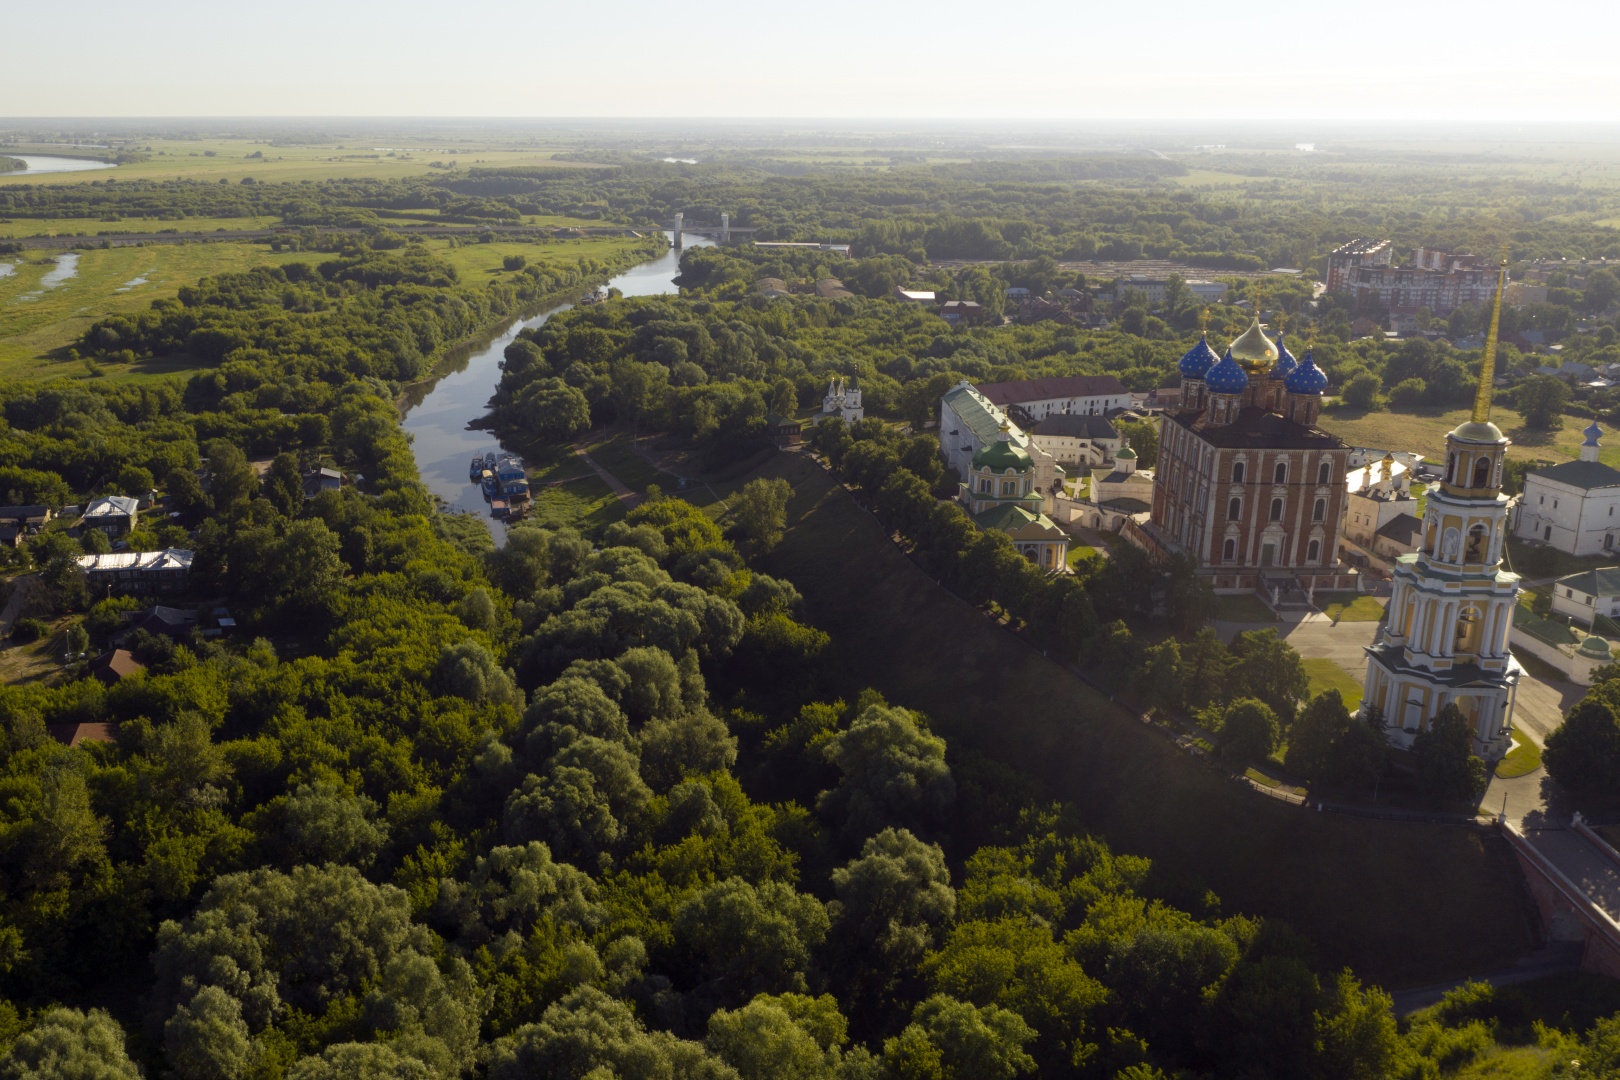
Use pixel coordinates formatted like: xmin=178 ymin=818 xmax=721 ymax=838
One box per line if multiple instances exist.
xmin=1318 ymin=462 xmax=1331 ymax=485
xmin=1307 ymin=539 xmax=1321 ymax=562
xmin=1228 ymin=497 xmax=1242 ymax=521
xmin=1270 ymin=498 xmax=1284 ymax=522
xmin=978 ymin=478 xmax=992 ymax=494
xmin=1445 ymin=454 xmax=1456 ymax=484
xmin=1472 ymin=456 xmax=1491 ymax=488
xmin=1274 ymin=462 xmax=1288 ymax=484
xmin=1223 ymin=538 xmax=1237 ymax=561
xmin=1231 ymin=461 xmax=1245 ymax=483
xmin=1313 ymin=498 xmax=1326 ymax=522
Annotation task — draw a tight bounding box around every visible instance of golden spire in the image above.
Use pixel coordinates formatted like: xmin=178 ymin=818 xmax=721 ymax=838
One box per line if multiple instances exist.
xmin=1472 ymin=259 xmax=1508 ymax=424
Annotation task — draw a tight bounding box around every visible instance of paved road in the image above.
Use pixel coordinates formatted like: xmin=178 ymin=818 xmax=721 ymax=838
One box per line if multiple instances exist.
xmin=1528 ymin=827 xmax=1620 ymax=921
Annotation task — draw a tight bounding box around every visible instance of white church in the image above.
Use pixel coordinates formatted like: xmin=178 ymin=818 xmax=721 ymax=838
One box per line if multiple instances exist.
xmin=1511 ymin=421 xmax=1620 ymax=556
xmin=822 ymin=378 xmax=863 ymax=424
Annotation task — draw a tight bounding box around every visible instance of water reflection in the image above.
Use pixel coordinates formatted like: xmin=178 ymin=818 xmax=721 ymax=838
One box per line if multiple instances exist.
xmin=6 ymin=155 xmax=117 ymax=175
xmin=401 ymin=233 xmax=711 ymax=543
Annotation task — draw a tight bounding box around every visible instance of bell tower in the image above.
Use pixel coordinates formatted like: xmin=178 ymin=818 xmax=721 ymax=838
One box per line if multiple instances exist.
xmin=1361 ymin=261 xmax=1521 ymax=760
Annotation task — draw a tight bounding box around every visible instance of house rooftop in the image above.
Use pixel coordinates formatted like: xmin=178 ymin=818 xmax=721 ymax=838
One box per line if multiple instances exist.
xmin=1166 ymin=406 xmax=1344 ymax=451
xmin=1529 ymin=459 xmax=1620 ymax=491
xmin=83 ymin=495 xmax=139 ymax=519
xmin=942 ymin=382 xmax=1023 ymax=446
xmin=77 ymin=549 xmax=195 ymax=573
xmin=1375 ymin=513 xmax=1422 ymax=546
xmin=1554 ymin=566 xmax=1620 ymax=598
xmin=975 ymin=375 xmax=1130 ymax=407
xmin=1031 ymin=414 xmax=1118 ymax=440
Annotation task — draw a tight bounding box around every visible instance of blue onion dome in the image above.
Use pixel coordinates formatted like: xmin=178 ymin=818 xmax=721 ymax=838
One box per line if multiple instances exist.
xmin=1284 ymin=350 xmax=1328 ymax=395
xmin=1269 ymin=333 xmax=1298 ymax=379
xmin=1585 ymin=420 xmax=1604 ymax=447
xmin=1178 ymin=332 xmax=1220 ymax=380
xmin=1205 ymin=349 xmax=1250 ymax=394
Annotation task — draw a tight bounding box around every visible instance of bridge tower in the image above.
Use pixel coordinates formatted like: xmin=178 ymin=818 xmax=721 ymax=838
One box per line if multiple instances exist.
xmin=721 ymin=212 xmax=730 ymax=243
xmin=673 ymin=212 xmax=684 ymax=249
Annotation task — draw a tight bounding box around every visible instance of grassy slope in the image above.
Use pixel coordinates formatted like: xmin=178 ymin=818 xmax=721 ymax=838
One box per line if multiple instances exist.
xmin=754 ymin=451 xmax=1533 ymax=987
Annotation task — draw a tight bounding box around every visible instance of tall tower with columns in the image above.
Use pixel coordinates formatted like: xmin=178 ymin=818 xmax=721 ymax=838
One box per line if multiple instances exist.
xmin=1360 ymin=261 xmax=1521 ymax=760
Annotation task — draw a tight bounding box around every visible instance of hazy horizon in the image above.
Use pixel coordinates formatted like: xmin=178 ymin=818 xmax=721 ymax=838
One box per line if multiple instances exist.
xmin=7 ymin=0 xmax=1617 ymax=122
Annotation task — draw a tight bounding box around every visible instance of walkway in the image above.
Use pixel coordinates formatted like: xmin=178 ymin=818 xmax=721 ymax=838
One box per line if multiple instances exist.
xmin=1527 ymin=825 xmax=1620 ymax=920
xmin=572 ymin=443 xmax=642 ymax=511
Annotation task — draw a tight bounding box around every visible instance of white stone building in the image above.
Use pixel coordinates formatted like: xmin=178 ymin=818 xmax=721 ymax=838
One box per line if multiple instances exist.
xmin=1342 ymin=454 xmax=1419 ymax=550
xmin=975 ymin=375 xmax=1133 ymax=423
xmin=1028 ymin=414 xmax=1121 ymax=468
xmin=1550 ymin=566 xmax=1620 ymax=626
xmin=939 ymin=382 xmax=1063 ymax=510
xmin=822 ymin=378 xmax=864 ymax=424
xmin=1512 ymin=423 xmax=1620 ymax=555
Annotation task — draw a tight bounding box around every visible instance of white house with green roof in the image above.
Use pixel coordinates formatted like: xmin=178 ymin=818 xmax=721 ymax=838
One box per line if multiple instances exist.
xmin=959 ymin=429 xmax=1070 ymax=572
xmin=939 ymin=381 xmax=1063 ymax=511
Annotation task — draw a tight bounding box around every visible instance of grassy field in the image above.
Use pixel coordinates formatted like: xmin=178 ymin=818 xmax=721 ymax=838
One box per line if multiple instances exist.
xmin=1302 ymin=656 xmax=1364 ymax=711
xmin=1321 ymin=404 xmax=1618 ymax=469
xmin=0 ymin=215 xmax=283 ymax=238
xmin=581 ymin=431 xmax=682 ymax=495
xmin=0 ymin=138 xmax=610 ymax=187
xmin=0 ymin=243 xmax=321 ymax=379
xmin=524 ymin=475 xmax=624 ymax=531
xmin=430 ymin=236 xmax=655 ymax=281
xmin=1319 ymin=592 xmax=1387 ymax=622
xmin=753 ymin=451 xmax=1534 ymax=986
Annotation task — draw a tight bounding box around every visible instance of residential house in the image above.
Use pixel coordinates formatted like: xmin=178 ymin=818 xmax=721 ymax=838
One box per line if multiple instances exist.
xmin=767 ymin=413 xmax=803 ymax=449
xmin=77 ymin=549 xmax=194 ymax=596
xmin=0 ymin=505 xmax=51 ymax=547
xmin=893 ymin=288 xmax=936 ymax=305
xmin=86 ymin=649 xmax=145 ymax=686
xmin=937 ymin=300 xmax=987 ymax=326
xmin=303 ymin=468 xmax=343 ymax=500
xmin=82 ymin=495 xmax=139 ymax=537
xmin=124 ymin=605 xmax=198 ymax=640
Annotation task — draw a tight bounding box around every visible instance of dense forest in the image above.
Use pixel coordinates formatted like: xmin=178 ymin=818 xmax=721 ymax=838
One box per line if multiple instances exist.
xmin=5 ymin=156 xmax=1620 ymax=1076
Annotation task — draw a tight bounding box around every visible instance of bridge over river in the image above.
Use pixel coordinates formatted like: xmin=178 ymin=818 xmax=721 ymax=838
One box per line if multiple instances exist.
xmin=1503 ymin=814 xmax=1620 ymax=977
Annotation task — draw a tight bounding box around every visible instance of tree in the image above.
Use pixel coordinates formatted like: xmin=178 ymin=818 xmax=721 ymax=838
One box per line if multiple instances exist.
xmin=513 ymin=378 xmax=591 ymax=446
xmin=1544 ymin=695 xmax=1620 ymax=795
xmin=204 ymin=438 xmax=259 ymax=517
xmin=1341 ymin=372 xmax=1382 ymax=411
xmin=1513 ymin=374 xmax=1571 ymax=430
xmin=1114 ymin=419 xmax=1158 ymax=469
xmin=1229 ymin=629 xmax=1308 ymax=728
xmin=246 ymin=779 xmax=390 ymax=868
xmin=0 ymin=1007 xmax=141 ymax=1080
xmin=262 ymin=452 xmax=304 ymax=517
xmin=883 ymin=995 xmax=1035 ymax=1080
xmin=1584 ymin=267 xmax=1620 ymax=314
xmin=706 ymin=994 xmax=849 ymax=1080
xmin=827 ymin=828 xmax=956 ymax=1008
xmin=1285 ymin=690 xmax=1354 ymax=782
xmin=674 ymin=877 xmax=830 ymax=1001
xmin=733 ymin=477 xmax=793 ymax=552
xmin=164 ymin=985 xmax=255 ymax=1080
xmin=818 ymin=704 xmax=955 ymax=839
xmin=486 ymin=986 xmax=734 ymax=1080
xmin=1388 ymin=378 xmax=1427 ymax=408
xmin=1412 ymin=704 xmax=1487 ymax=803
xmin=1217 ymin=698 xmax=1280 ymax=763
xmin=1136 ymin=638 xmax=1185 ymax=713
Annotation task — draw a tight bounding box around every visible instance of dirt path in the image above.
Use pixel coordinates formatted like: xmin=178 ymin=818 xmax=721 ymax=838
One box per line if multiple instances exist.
xmin=572 ymin=444 xmax=643 ymax=511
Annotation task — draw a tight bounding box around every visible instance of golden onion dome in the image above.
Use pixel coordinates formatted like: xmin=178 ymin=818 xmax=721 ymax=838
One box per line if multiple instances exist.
xmin=1228 ymin=318 xmax=1278 ymax=374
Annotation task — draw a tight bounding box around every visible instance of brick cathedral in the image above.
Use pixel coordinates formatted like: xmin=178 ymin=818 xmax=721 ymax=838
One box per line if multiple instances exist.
xmin=1145 ymin=321 xmax=1358 ymax=599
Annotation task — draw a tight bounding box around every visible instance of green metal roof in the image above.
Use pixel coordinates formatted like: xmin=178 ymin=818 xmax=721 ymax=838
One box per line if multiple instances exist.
xmin=973 ymin=439 xmax=1032 ymax=473
xmin=943 ymin=383 xmax=1009 ymax=444
xmin=1554 ymin=566 xmax=1620 ymax=598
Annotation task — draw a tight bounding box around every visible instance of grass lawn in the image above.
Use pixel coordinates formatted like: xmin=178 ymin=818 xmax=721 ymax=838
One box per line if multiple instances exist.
xmin=1066 ymin=545 xmax=1103 ymax=570
xmin=0 ymin=243 xmax=321 ymax=379
xmin=1495 ymin=729 xmax=1544 ymax=779
xmin=753 ymin=451 xmax=1535 ymax=986
xmin=523 ymin=475 xmax=623 ymax=531
xmin=581 ymin=431 xmax=680 ymax=495
xmin=1212 ymin=594 xmax=1276 ymax=622
xmin=1302 ymin=657 xmax=1364 ymax=711
xmin=1319 ymin=592 xmax=1386 ymax=622
xmin=1504 ymin=536 xmax=1619 ymax=582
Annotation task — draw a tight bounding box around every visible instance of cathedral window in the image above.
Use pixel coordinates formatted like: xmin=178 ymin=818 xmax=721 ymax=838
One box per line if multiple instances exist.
xmin=978 ymin=478 xmax=991 ymax=494
xmin=1274 ymin=462 xmax=1288 ymax=484
xmin=1223 ymin=538 xmax=1237 ymax=561
xmin=1318 ymin=462 xmax=1331 ymax=485
xmin=1228 ymin=497 xmax=1242 ymax=521
xmin=1472 ymin=457 xmax=1490 ymax=488
xmin=1270 ymin=498 xmax=1284 ymax=522
xmin=1001 ymin=480 xmax=1017 ymax=496
xmin=1308 ymin=539 xmax=1321 ymax=562
xmin=1231 ymin=461 xmax=1245 ymax=483
xmin=1313 ymin=498 xmax=1326 ymax=522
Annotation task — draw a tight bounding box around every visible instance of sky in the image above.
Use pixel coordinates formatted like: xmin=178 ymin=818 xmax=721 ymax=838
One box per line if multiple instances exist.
xmin=6 ymin=0 xmax=1619 ymax=121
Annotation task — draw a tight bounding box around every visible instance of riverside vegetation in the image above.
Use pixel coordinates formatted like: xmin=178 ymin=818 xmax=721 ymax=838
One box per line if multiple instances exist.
xmin=2 ymin=143 xmax=1620 ymax=1076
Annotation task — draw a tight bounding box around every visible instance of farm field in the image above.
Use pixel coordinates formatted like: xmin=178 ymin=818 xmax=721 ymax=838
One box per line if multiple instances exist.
xmin=0 ymin=138 xmax=609 ymax=186
xmin=0 ymin=215 xmax=282 ymax=237
xmin=751 ymin=450 xmax=1534 ymax=987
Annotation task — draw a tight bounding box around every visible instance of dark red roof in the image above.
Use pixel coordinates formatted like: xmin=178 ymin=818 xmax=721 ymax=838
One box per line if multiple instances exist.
xmin=1166 ymin=406 xmax=1344 ymax=450
xmin=975 ymin=375 xmax=1130 ymax=406
xmin=48 ymin=722 xmax=116 ymax=746
xmin=87 ymin=649 xmax=144 ymax=685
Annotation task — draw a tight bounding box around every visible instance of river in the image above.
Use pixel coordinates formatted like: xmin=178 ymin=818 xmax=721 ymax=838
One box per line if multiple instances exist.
xmin=400 ymin=231 xmax=711 ymax=543
xmin=2 ymin=154 xmax=117 ymax=176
